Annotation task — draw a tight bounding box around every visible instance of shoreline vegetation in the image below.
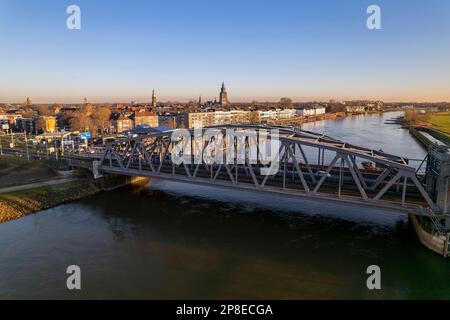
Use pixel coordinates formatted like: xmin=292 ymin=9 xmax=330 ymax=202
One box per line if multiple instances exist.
xmin=0 ymin=179 xmax=99 ymax=224
xmin=0 ymin=155 xmax=100 ymax=224
xmin=401 ymin=110 xmax=450 ymax=148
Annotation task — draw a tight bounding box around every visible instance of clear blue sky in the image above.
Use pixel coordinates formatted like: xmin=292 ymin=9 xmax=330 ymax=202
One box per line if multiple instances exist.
xmin=0 ymin=0 xmax=449 ymax=103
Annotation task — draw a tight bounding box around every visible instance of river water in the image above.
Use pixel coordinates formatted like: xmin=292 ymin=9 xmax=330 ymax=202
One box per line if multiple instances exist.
xmin=1 ymin=111 xmax=449 ymax=299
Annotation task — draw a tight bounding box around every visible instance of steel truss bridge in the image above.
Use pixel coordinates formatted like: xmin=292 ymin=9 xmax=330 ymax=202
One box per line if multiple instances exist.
xmin=66 ymin=125 xmax=449 ymax=233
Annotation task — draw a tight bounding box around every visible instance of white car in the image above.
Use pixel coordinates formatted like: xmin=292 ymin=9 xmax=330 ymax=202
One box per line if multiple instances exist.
xmin=317 ymin=170 xmax=332 ymax=178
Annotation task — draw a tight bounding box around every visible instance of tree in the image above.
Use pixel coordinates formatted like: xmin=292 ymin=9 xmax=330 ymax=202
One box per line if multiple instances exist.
xmin=36 ymin=105 xmax=54 ymax=116
xmin=249 ymin=111 xmax=260 ymax=124
xmin=69 ymin=111 xmax=92 ymax=132
xmin=404 ymin=110 xmax=418 ymax=124
xmin=21 ymin=107 xmax=34 ymax=118
xmin=91 ymin=107 xmax=111 ymax=135
xmin=280 ymin=97 xmax=293 ymax=109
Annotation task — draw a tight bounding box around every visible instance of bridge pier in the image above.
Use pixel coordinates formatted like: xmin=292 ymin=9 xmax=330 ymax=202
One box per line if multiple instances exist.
xmin=425 ymin=145 xmax=450 ymax=228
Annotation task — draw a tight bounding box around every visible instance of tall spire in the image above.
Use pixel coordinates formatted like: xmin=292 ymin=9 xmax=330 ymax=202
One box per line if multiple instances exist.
xmin=151 ymin=89 xmax=157 ymax=108
xmin=219 ymin=82 xmax=228 ymax=106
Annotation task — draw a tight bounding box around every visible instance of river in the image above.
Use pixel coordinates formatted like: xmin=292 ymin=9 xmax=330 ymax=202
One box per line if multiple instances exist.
xmin=1 ymin=111 xmax=449 ymax=299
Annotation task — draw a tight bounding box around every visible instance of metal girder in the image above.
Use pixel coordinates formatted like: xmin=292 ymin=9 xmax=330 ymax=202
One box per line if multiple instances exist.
xmin=89 ymin=125 xmax=440 ymax=219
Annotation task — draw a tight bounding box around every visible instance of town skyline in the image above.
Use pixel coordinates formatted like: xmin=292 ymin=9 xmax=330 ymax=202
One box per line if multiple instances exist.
xmin=2 ymin=82 xmax=450 ymax=105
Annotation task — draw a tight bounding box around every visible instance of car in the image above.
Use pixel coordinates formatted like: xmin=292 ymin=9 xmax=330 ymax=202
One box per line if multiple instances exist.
xmin=317 ymin=170 xmax=332 ymax=178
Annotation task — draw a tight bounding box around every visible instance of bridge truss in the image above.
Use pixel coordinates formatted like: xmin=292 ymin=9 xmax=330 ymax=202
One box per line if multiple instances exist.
xmin=88 ymin=125 xmax=445 ymax=229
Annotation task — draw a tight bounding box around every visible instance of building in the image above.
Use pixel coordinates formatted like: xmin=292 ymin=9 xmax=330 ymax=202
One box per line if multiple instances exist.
xmin=0 ymin=119 xmax=9 ymax=133
xmin=177 ymin=110 xmax=251 ymax=128
xmin=297 ymin=107 xmax=326 ymax=117
xmin=16 ymin=117 xmax=36 ymax=133
xmin=219 ymin=82 xmax=229 ymax=106
xmin=129 ymin=105 xmax=148 ymax=112
xmin=177 ymin=108 xmax=310 ymax=128
xmin=35 ymin=131 xmax=72 ymax=143
xmin=345 ymin=105 xmax=366 ymax=113
xmin=159 ymin=114 xmax=177 ymax=129
xmin=213 ymin=110 xmax=250 ymax=125
xmin=152 ymin=90 xmax=157 ymax=108
xmin=112 ymin=115 xmax=134 ymax=133
xmin=39 ymin=116 xmax=57 ymax=133
xmin=256 ymin=109 xmax=299 ymax=122
xmin=4 ymin=114 xmax=22 ymax=128
xmin=178 ymin=112 xmax=215 ymax=128
xmin=26 ymin=97 xmax=33 ymax=105
xmin=59 ymin=107 xmax=77 ymax=113
xmin=133 ymin=111 xmax=159 ymax=128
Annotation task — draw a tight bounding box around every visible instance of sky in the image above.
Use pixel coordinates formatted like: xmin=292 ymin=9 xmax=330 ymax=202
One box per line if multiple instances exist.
xmin=0 ymin=0 xmax=449 ymax=103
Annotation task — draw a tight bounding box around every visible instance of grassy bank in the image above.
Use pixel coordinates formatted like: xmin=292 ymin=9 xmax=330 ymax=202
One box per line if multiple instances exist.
xmin=404 ymin=111 xmax=450 ymax=146
xmin=427 ymin=112 xmax=450 ymax=135
xmin=0 ymin=179 xmax=100 ymax=224
xmin=0 ymin=155 xmax=60 ymax=187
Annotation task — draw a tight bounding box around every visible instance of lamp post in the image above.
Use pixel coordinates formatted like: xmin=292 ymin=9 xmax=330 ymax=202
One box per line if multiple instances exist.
xmin=24 ymin=132 xmax=30 ymax=161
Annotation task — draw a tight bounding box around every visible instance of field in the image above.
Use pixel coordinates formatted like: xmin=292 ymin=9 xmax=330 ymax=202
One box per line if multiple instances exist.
xmin=427 ymin=112 xmax=450 ymax=135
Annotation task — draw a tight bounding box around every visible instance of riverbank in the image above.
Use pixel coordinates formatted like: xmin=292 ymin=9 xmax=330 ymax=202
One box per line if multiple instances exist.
xmin=268 ymin=112 xmax=346 ymax=126
xmin=423 ymin=112 xmax=450 ymax=135
xmin=0 ymin=155 xmax=60 ymax=188
xmin=410 ymin=214 xmax=449 ymax=257
xmin=0 ymin=154 xmax=100 ymax=223
xmin=402 ymin=111 xmax=450 ymax=147
xmin=0 ymin=179 xmax=100 ymax=224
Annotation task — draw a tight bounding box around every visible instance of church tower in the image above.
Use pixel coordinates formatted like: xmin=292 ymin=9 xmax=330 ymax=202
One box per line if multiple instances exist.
xmin=151 ymin=89 xmax=157 ymax=108
xmin=219 ymin=82 xmax=228 ymax=106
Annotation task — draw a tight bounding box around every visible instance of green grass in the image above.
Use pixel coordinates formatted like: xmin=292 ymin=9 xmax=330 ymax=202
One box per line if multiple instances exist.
xmin=0 ymin=154 xmax=35 ymax=166
xmin=0 ymin=155 xmax=59 ymax=187
xmin=427 ymin=112 xmax=450 ymax=135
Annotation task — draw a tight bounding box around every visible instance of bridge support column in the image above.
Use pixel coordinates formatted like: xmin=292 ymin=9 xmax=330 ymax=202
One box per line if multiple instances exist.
xmin=93 ymin=160 xmax=102 ymax=179
xmin=425 ymin=145 xmax=450 ymax=228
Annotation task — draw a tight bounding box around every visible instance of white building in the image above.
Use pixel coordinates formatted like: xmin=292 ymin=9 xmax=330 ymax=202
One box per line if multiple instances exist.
xmin=297 ymin=107 xmax=326 ymax=117
xmin=258 ymin=109 xmax=298 ymax=122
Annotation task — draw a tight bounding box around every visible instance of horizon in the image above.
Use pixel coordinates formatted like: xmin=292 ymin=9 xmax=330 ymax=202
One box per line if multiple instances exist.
xmin=2 ymin=95 xmax=450 ymax=106
xmin=1 ymin=0 xmax=449 ymax=103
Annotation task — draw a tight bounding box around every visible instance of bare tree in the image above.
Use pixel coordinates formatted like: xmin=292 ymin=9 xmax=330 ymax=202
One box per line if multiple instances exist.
xmin=249 ymin=111 xmax=260 ymax=124
xmin=91 ymin=107 xmax=112 ymax=135
xmin=280 ymin=97 xmax=293 ymax=109
xmin=21 ymin=107 xmax=34 ymax=118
